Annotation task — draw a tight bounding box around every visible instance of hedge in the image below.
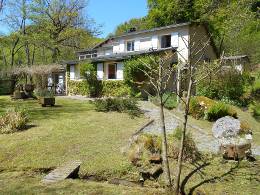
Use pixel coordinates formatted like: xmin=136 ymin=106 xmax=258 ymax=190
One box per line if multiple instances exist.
xmin=0 ymin=79 xmax=12 ymax=95
xmin=67 ymin=80 xmax=90 ymax=96
xmin=102 ymin=80 xmax=131 ymax=97
xmin=67 ymin=80 xmax=131 ymax=97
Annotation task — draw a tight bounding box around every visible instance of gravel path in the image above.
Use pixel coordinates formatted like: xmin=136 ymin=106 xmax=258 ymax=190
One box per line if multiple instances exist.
xmin=139 ymin=101 xmax=260 ymax=155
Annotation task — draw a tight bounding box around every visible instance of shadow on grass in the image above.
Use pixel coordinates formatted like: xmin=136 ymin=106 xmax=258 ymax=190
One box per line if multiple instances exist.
xmin=180 ymin=161 xmax=240 ymax=195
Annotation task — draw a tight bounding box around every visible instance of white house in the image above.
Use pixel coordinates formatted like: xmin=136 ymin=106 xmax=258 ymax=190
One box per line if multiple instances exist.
xmin=67 ymin=22 xmax=218 ymax=82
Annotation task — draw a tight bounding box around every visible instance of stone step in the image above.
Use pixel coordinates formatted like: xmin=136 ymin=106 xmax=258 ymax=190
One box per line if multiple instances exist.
xmin=42 ymin=160 xmax=81 ymax=183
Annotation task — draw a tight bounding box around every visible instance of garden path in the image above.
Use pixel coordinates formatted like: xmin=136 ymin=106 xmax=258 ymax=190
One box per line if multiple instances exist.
xmin=139 ymin=101 xmax=260 ymax=156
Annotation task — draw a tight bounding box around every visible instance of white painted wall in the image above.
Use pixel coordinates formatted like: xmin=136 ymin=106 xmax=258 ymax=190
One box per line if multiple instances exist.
xmin=119 ymin=40 xmax=125 ymax=52
xmin=152 ymin=35 xmax=158 ymax=49
xmin=70 ymin=65 xmax=75 ymax=80
xmin=171 ymin=32 xmax=179 ymax=48
xmin=134 ymin=38 xmax=140 ymax=51
xmin=97 ymin=63 xmax=104 ymax=80
xmin=177 ymin=29 xmax=189 ymax=63
xmin=116 ymin=62 xmax=124 ymax=80
xmin=113 ymin=44 xmax=120 ymax=53
xmin=140 ymin=37 xmax=152 ymax=51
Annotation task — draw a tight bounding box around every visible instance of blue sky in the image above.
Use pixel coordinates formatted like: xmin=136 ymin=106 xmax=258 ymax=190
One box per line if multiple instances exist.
xmin=0 ymin=0 xmax=148 ymax=37
xmin=88 ymin=0 xmax=148 ymax=38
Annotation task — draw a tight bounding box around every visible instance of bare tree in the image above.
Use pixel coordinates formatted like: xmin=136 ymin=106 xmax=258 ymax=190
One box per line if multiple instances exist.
xmin=0 ymin=0 xmax=3 ymax=12
xmin=136 ymin=50 xmax=178 ymax=188
xmin=174 ymin=34 xmax=223 ymax=195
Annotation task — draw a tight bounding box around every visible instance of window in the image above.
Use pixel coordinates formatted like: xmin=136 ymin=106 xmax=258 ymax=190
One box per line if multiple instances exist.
xmin=127 ymin=40 xmax=135 ymax=51
xmin=161 ymin=35 xmax=171 ymax=48
xmin=108 ymin=63 xmax=117 ymax=79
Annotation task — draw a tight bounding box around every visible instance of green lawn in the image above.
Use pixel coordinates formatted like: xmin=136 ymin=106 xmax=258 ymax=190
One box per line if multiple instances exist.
xmin=0 ymin=96 xmax=259 ymax=194
xmin=0 ymin=96 xmax=164 ymax=194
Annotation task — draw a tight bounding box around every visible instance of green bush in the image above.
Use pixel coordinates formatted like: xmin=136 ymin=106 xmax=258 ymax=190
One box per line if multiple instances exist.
xmin=68 ymin=80 xmax=90 ymax=96
xmin=251 ymin=79 xmax=260 ymax=100
xmin=0 ymin=79 xmax=12 ymax=95
xmin=250 ymin=101 xmax=260 ymax=117
xmin=196 ymin=71 xmax=253 ymax=106
xmin=189 ymin=98 xmax=205 ymax=119
xmin=93 ymin=98 xmax=142 ymax=117
xmin=205 ymin=102 xmax=237 ymax=121
xmin=150 ymin=92 xmax=177 ymax=110
xmin=0 ymin=107 xmax=29 ymax=134
xmin=188 ymin=96 xmax=237 ymax=121
xmin=168 ymin=127 xmax=201 ymax=162
xmin=102 ymin=81 xmax=131 ymax=97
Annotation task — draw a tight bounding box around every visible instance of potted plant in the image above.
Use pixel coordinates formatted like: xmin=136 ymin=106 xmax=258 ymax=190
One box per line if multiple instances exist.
xmin=36 ymin=89 xmax=55 ymax=107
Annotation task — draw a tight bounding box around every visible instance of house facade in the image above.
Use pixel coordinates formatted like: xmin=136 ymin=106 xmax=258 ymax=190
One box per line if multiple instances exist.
xmin=67 ymin=22 xmax=218 ymax=83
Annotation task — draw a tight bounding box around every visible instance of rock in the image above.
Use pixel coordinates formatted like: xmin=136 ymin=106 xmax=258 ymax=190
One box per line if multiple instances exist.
xmin=148 ymin=166 xmax=163 ymax=178
xmin=212 ymin=116 xmax=254 ymax=160
xmin=149 ymin=154 xmax=162 ymax=164
xmin=220 ymin=142 xmax=251 ymax=160
xmin=212 ymin=116 xmax=241 ymax=139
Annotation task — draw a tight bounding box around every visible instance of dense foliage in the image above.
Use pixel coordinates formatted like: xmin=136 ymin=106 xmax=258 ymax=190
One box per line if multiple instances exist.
xmin=196 ymin=70 xmax=254 ymax=106
xmin=189 ymin=96 xmax=237 ymax=121
xmin=115 ymin=0 xmax=260 ymax=64
xmin=93 ymin=98 xmax=142 ymax=117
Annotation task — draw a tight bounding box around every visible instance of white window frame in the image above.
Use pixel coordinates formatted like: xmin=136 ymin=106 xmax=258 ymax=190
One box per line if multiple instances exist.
xmin=126 ymin=40 xmax=135 ymax=52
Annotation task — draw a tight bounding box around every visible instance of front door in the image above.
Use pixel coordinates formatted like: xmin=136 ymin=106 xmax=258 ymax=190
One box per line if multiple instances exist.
xmin=108 ymin=63 xmax=117 ymax=79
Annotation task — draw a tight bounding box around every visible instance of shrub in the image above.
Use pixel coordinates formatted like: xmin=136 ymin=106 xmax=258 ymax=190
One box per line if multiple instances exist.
xmin=251 ymin=79 xmax=260 ymax=100
xmin=168 ymin=127 xmax=201 ymax=162
xmin=150 ymin=92 xmax=177 ymax=110
xmin=102 ymin=81 xmax=131 ymax=97
xmin=196 ymin=71 xmax=253 ymax=106
xmin=0 ymin=107 xmax=29 ymax=134
xmin=205 ymin=102 xmax=237 ymax=121
xmin=34 ymin=89 xmax=54 ymax=98
xmin=68 ymin=80 xmax=90 ymax=96
xmin=249 ymin=101 xmax=260 ymax=117
xmin=189 ymin=96 xmax=215 ymax=119
xmin=189 ymin=98 xmax=205 ymax=119
xmin=93 ymin=98 xmax=142 ymax=117
xmin=189 ymin=96 xmax=237 ymax=121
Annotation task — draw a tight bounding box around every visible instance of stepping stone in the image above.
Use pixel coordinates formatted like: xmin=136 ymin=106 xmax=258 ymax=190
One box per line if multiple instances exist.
xmin=42 ymin=160 xmax=81 ymax=183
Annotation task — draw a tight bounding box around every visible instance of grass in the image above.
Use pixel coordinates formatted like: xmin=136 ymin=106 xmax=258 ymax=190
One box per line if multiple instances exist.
xmin=0 ymin=96 xmax=260 ymax=194
xmin=0 ymin=96 xmax=164 ymax=194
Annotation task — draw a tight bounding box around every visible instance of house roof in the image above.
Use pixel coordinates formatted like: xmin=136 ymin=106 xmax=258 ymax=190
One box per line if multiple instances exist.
xmin=76 ymin=22 xmax=192 ymax=54
xmin=88 ymin=47 xmax=177 ymax=63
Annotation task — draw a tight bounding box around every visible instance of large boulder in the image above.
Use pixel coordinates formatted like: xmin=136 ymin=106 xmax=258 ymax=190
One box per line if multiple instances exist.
xmin=212 ymin=116 xmax=253 ymax=160
xmin=212 ymin=116 xmax=241 ymax=139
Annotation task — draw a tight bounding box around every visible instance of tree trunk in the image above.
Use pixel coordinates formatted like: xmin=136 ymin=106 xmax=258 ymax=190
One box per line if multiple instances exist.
xmin=176 ymin=67 xmax=181 ymax=111
xmin=174 ymin=76 xmax=193 ymax=195
xmin=159 ymin=95 xmax=172 ymax=188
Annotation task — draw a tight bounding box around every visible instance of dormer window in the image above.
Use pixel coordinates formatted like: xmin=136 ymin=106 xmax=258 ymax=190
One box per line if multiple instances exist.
xmin=127 ymin=40 xmax=135 ymax=51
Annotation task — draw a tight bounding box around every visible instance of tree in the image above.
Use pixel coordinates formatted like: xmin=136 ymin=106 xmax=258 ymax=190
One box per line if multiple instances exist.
xmin=31 ymin=0 xmax=94 ymax=62
xmin=0 ymin=0 xmax=3 ymax=12
xmin=125 ymin=50 xmax=178 ymax=189
xmin=114 ymin=17 xmax=148 ymax=36
xmin=174 ymin=34 xmax=223 ymax=195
